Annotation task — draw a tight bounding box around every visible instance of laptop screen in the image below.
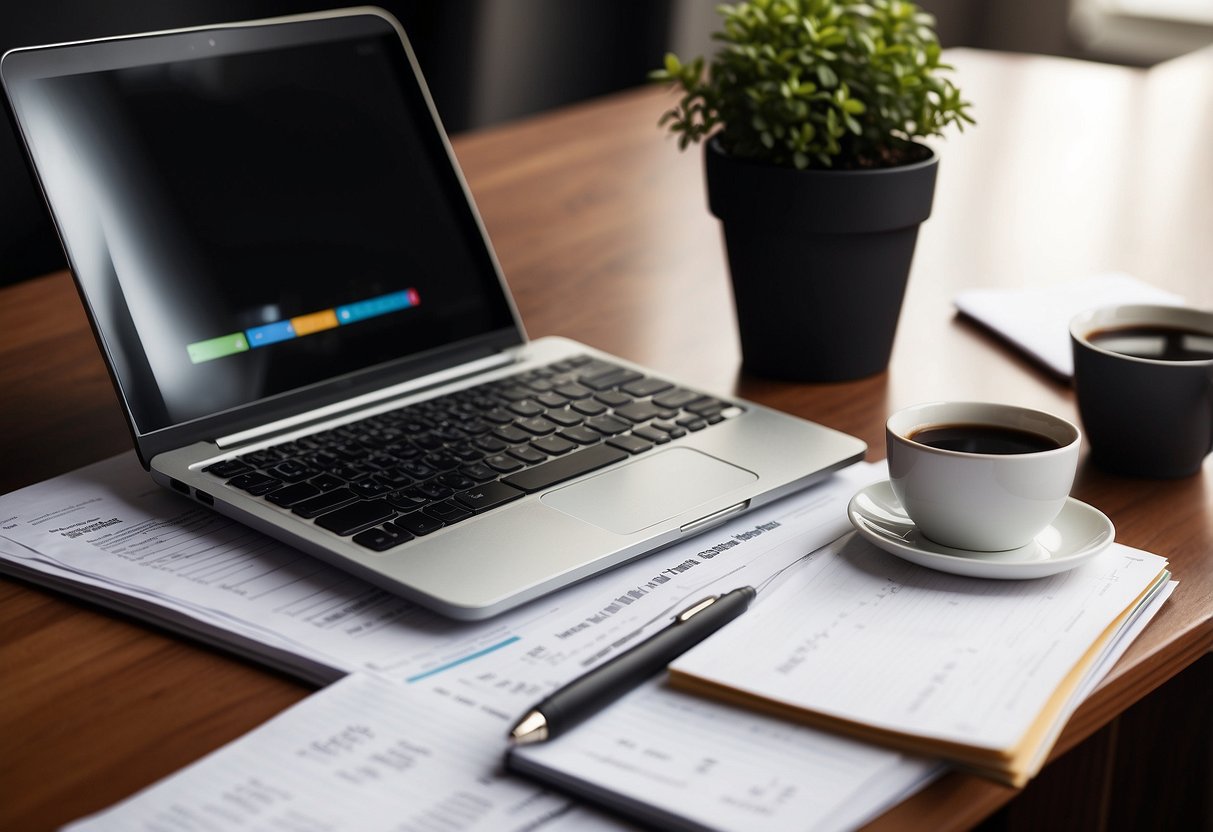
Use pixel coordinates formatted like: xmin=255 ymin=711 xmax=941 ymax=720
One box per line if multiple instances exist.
xmin=3 ymin=13 xmax=519 ymax=436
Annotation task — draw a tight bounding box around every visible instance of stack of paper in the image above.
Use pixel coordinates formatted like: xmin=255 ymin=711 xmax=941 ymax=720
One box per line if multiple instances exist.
xmin=666 ymin=534 xmax=1172 ymax=786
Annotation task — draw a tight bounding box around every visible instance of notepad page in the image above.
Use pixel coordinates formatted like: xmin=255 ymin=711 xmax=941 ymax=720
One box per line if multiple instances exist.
xmin=670 ymin=535 xmax=1168 ymax=754
xmin=510 ymin=679 xmax=941 ymax=832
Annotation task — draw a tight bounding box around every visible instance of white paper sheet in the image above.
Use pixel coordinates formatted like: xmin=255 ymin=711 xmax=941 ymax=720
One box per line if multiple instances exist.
xmin=511 ymin=679 xmax=942 ymax=832
xmin=62 ymin=672 xmax=582 ymax=832
xmin=671 ymin=534 xmax=1168 ymax=753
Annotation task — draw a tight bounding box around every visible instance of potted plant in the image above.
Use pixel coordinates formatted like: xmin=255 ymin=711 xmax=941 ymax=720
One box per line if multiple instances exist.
xmin=652 ymin=0 xmax=973 ymax=381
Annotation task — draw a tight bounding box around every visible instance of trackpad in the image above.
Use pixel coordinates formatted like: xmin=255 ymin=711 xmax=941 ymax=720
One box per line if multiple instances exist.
xmin=541 ymin=447 xmax=757 ymax=534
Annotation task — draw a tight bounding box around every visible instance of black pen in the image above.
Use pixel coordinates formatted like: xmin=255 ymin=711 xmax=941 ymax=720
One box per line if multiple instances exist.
xmin=508 ymin=586 xmax=757 ymax=744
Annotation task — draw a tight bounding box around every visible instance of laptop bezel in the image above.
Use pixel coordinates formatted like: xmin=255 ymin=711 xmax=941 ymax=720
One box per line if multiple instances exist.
xmin=0 ymin=7 xmax=528 ymax=466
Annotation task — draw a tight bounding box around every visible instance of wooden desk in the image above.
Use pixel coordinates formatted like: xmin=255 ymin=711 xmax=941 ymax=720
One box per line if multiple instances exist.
xmin=2 ymin=48 xmax=1210 ymax=830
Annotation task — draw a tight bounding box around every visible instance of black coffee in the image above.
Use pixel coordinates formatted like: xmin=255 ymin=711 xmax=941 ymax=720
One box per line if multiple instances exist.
xmin=1087 ymin=325 xmax=1213 ymax=362
xmin=909 ymin=424 xmax=1062 ymax=455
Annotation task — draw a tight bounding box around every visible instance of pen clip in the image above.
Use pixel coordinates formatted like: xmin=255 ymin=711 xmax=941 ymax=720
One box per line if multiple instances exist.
xmin=675 ymin=595 xmax=718 ymax=623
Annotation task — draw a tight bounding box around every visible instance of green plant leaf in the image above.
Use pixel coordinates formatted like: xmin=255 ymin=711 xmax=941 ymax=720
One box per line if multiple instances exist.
xmin=650 ymin=0 xmax=972 ymax=168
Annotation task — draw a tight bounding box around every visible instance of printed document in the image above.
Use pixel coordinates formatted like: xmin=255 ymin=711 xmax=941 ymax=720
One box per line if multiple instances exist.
xmin=61 ymin=672 xmax=612 ymax=832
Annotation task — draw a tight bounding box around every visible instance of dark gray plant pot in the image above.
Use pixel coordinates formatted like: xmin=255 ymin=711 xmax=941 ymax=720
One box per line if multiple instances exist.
xmin=706 ymin=136 xmax=938 ymax=382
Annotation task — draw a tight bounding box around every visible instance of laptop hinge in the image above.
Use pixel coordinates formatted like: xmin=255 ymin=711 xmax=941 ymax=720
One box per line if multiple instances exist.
xmin=215 ymin=353 xmax=515 ymax=449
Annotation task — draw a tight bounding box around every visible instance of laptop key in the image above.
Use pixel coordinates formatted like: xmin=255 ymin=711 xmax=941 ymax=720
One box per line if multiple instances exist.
xmin=532 ymin=434 xmax=576 ymax=455
xmin=544 ymin=407 xmax=583 ymax=428
xmin=535 ymin=392 xmax=569 ymax=408
xmin=586 ymin=414 xmax=630 ymax=436
xmin=652 ymin=388 xmax=702 ymax=409
xmin=686 ymin=397 xmax=728 ymax=416
xmin=240 ymin=448 xmax=286 ymax=468
xmin=594 ymin=390 xmax=632 ymax=408
xmin=228 ymin=472 xmax=283 ymax=496
xmin=493 ymin=425 xmax=531 ymax=444
xmin=454 ymin=481 xmax=525 ymax=512
xmin=314 ymin=499 xmax=395 ymax=536
xmin=508 ymin=399 xmax=545 ymax=417
xmin=496 ymin=385 xmax=533 ymax=402
xmin=350 ymin=479 xmax=393 ymax=499
xmin=415 ymin=481 xmax=452 ymax=500
xmin=632 ymin=425 xmax=671 ymax=444
xmin=516 ymin=417 xmax=557 ymax=436
xmin=621 ymin=377 xmax=673 ymax=397
xmin=436 ymin=472 xmax=476 ymax=491
xmin=571 ymin=399 xmax=607 ymax=416
xmin=205 ymin=459 xmax=252 ymax=478
xmin=613 ymin=401 xmax=676 ymax=424
xmin=292 ymin=487 xmax=359 ymax=519
xmin=507 ymin=445 xmax=547 ymax=465
xmin=309 ymin=473 xmax=345 ymax=492
xmin=386 ymin=488 xmax=428 ymax=510
xmin=268 ymin=463 xmax=312 ymax=482
xmin=392 ymin=512 xmax=444 ymax=536
xmin=483 ymin=407 xmax=515 ymax=425
xmin=558 ymin=426 xmax=602 ymax=445
xmin=554 ymin=382 xmax=593 ymax=399
xmin=502 ymin=444 xmax=628 ymax=493
xmin=607 ymin=434 xmax=654 ymax=454
xmin=580 ymin=367 xmax=644 ymax=391
xmin=352 ymin=526 xmax=410 ymax=552
xmin=475 ymin=435 xmax=509 ymax=453
xmin=485 ymin=454 xmax=525 ymax=474
xmin=459 ymin=463 xmax=498 ymax=482
xmin=265 ymin=481 xmax=321 ymax=507
xmin=650 ymin=420 xmax=684 ymax=435
xmin=424 ymin=500 xmax=472 ymax=524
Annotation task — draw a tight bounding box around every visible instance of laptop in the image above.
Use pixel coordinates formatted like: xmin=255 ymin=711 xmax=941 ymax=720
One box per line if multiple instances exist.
xmin=1 ymin=7 xmax=865 ymax=620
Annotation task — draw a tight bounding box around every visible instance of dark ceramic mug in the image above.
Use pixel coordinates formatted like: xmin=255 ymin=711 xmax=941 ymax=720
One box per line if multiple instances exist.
xmin=1070 ymin=304 xmax=1213 ymax=478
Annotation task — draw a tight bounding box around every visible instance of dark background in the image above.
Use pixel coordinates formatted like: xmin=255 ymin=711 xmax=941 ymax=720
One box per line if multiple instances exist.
xmin=2 ymin=0 xmax=1206 ymax=286
xmin=0 ymin=0 xmax=673 ymax=285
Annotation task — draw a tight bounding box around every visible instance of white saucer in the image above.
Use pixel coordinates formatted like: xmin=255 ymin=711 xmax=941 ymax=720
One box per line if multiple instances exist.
xmin=847 ymin=481 xmax=1115 ymax=579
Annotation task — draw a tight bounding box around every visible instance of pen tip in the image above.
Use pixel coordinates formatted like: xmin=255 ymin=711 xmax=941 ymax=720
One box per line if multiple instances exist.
xmin=508 ymin=711 xmax=549 ymax=745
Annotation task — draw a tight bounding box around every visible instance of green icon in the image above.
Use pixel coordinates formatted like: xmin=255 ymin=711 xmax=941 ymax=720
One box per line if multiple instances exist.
xmin=187 ymin=332 xmax=250 ymax=364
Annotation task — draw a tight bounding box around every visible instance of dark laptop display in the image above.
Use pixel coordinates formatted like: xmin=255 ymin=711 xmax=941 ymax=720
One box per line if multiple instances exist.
xmin=3 ymin=15 xmax=518 ymax=438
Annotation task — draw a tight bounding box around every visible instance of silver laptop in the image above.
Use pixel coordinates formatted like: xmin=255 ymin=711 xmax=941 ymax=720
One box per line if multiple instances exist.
xmin=1 ymin=7 xmax=864 ymax=620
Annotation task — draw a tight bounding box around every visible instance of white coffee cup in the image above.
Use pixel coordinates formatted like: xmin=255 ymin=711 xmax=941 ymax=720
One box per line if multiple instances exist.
xmin=885 ymin=402 xmax=1081 ymax=551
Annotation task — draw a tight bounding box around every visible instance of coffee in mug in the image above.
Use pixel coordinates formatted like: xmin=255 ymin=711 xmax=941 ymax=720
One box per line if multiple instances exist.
xmin=886 ymin=402 xmax=1080 ymax=552
xmin=1071 ymin=304 xmax=1213 ymax=478
xmin=1086 ymin=324 xmax=1213 ymax=362
xmin=908 ymin=424 xmax=1063 ymax=455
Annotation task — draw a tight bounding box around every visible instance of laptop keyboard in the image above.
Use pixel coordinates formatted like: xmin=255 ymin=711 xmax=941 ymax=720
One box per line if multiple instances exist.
xmin=203 ymin=356 xmax=744 ymax=551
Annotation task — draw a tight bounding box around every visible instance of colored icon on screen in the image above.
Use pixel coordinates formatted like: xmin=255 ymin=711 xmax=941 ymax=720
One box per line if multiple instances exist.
xmin=291 ymin=309 xmax=340 ymax=337
xmin=186 ymin=333 xmax=250 ymax=364
xmin=337 ymin=289 xmax=417 ymax=324
xmin=246 ymin=320 xmax=297 ymax=348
